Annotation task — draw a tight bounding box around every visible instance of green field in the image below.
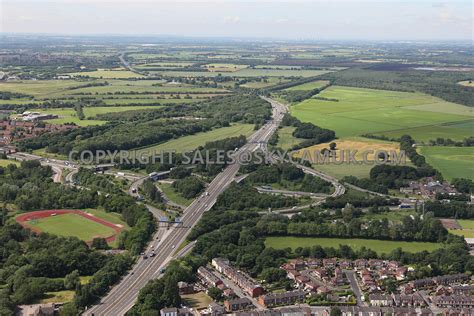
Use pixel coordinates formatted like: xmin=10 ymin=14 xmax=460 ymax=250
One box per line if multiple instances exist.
xmin=284 ymin=80 xmax=329 ymax=91
xmin=458 ymin=220 xmax=474 ymax=229
xmin=67 ymin=69 xmax=145 ymax=79
xmin=154 ymin=69 xmax=332 ymax=78
xmin=27 ymin=213 xmax=116 ymax=242
xmin=135 ymin=124 xmax=254 ymax=153
xmin=0 ymin=79 xmax=225 ymax=102
xmin=419 ymin=146 xmax=474 ymax=181
xmin=276 ymin=126 xmax=305 ymax=150
xmin=36 ymin=106 xmax=159 ymax=126
xmin=159 ymin=183 xmax=193 ymax=207
xmin=0 ymin=159 xmax=20 ymax=167
xmin=291 ymin=86 xmax=473 ymax=139
xmin=181 ymin=292 xmax=213 ymax=310
xmin=265 ymin=236 xmax=442 ymax=254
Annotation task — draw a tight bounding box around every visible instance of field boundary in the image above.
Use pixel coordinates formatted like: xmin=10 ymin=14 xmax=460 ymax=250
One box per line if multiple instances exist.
xmin=15 ymin=210 xmax=123 ymax=244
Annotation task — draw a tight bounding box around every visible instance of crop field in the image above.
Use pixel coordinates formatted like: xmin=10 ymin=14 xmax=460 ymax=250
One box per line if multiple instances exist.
xmin=292 ymin=137 xmax=409 ymax=179
xmin=153 ymin=68 xmax=332 ymax=78
xmin=291 ymin=86 xmax=473 ymax=139
xmin=16 ymin=210 xmax=124 ymax=244
xmin=204 ymin=63 xmax=248 ymax=72
xmin=265 ymin=236 xmax=442 ymax=254
xmin=418 ymin=146 xmax=474 ymax=181
xmin=0 ymin=79 xmax=226 ymax=103
xmin=135 ymin=124 xmax=254 ymax=154
xmin=372 ymin=121 xmax=473 ymax=143
xmin=284 ymin=80 xmax=329 ymax=91
xmin=67 ymin=69 xmax=145 ymax=78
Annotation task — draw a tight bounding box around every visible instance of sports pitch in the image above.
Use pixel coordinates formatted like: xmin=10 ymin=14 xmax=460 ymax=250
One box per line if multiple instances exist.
xmin=16 ymin=210 xmax=123 ymax=244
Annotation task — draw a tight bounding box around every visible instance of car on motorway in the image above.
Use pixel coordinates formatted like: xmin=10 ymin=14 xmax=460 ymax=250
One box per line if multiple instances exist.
xmin=159 ymin=268 xmax=166 ymax=274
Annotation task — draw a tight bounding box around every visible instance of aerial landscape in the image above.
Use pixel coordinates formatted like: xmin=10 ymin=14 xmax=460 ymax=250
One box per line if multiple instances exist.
xmin=0 ymin=0 xmax=473 ymax=315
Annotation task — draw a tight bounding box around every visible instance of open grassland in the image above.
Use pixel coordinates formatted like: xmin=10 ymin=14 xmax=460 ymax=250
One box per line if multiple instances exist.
xmin=418 ymin=146 xmax=474 ymax=181
xmin=159 ymin=183 xmax=193 ymax=207
xmin=67 ymin=69 xmax=145 ymax=78
xmin=38 ymin=290 xmax=75 ymax=304
xmin=181 ymin=292 xmax=213 ymax=310
xmin=284 ymin=80 xmax=330 ymax=91
xmin=240 ymin=77 xmax=290 ymax=89
xmin=449 ymin=229 xmax=474 ymax=238
xmin=291 ymin=86 xmax=472 ymax=139
xmin=135 ymin=124 xmax=254 ymax=154
xmin=361 ymin=210 xmax=417 ymax=222
xmin=36 ymin=106 xmax=159 ymax=126
xmin=24 ymin=213 xmax=116 ymax=242
xmin=265 ymin=236 xmax=442 ymax=254
xmin=0 ymin=159 xmax=20 ymax=167
xmin=276 ymin=126 xmax=305 ymax=150
xmin=459 ymin=220 xmax=474 ymax=230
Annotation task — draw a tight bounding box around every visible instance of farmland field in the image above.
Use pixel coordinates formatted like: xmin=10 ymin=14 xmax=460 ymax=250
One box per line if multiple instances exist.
xmin=67 ymin=69 xmax=145 ymax=78
xmin=135 ymin=124 xmax=254 ymax=154
xmin=291 ymin=86 xmax=473 ymax=139
xmin=284 ymin=80 xmax=329 ymax=91
xmin=265 ymin=236 xmax=442 ymax=254
xmin=153 ymin=69 xmax=332 ymax=78
xmin=293 ymin=137 xmax=409 ymax=179
xmin=418 ymin=146 xmax=474 ymax=181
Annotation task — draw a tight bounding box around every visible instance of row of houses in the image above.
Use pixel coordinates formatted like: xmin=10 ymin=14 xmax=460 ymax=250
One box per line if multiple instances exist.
xmin=162 ymin=305 xmax=473 ymax=316
xmin=211 ymin=258 xmax=264 ymax=298
xmin=257 ymin=290 xmax=306 ymax=308
xmin=431 ymin=295 xmax=473 ymax=309
xmin=408 ymin=274 xmax=470 ymax=290
xmin=369 ymin=293 xmax=426 ymax=307
xmin=282 ymin=258 xmax=406 ymax=273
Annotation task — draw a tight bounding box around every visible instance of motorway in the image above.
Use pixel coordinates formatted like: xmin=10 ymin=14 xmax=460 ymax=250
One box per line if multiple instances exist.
xmin=83 ymin=97 xmax=287 ymax=316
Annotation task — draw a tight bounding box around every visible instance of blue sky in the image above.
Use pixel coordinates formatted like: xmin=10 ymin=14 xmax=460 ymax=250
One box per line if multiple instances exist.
xmin=1 ymin=0 xmax=472 ymax=40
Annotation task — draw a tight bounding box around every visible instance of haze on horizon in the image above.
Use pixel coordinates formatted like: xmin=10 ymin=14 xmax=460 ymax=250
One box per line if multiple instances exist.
xmin=1 ymin=0 xmax=472 ymax=41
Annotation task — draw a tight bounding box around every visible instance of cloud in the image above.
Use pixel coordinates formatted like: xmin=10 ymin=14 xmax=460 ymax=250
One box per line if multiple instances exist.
xmin=223 ymin=16 xmax=241 ymax=24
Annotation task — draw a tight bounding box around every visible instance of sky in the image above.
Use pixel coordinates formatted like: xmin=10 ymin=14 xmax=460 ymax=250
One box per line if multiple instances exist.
xmin=1 ymin=0 xmax=472 ymax=41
